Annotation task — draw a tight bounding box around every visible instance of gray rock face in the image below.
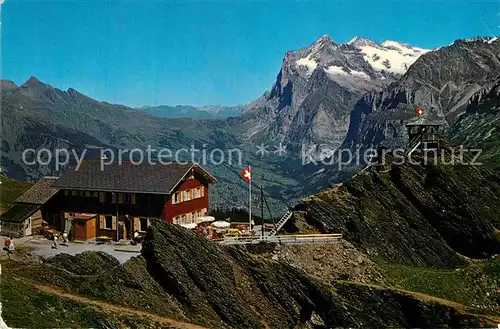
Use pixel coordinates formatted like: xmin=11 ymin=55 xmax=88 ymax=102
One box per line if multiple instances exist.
xmin=342 ymin=37 xmax=500 ymax=153
xmin=450 ymin=78 xmax=500 ymax=164
xmin=243 ymin=35 xmax=428 ymax=154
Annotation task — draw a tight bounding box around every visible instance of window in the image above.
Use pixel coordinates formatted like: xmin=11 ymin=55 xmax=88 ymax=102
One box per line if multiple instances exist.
xmin=194 ymin=187 xmax=201 ymax=199
xmin=184 ymin=189 xmax=193 ymax=201
xmin=118 ymin=193 xmax=124 ymax=204
xmin=181 ymin=214 xmax=186 ymax=224
xmin=173 ymin=192 xmax=180 ymax=204
xmin=85 ymin=191 xmax=91 ymax=197
xmin=99 ymin=192 xmax=105 ymax=203
xmin=112 ymin=193 xmax=117 ymax=203
xmin=101 ymin=215 xmax=116 ymax=230
xmin=64 ymin=190 xmax=69 ymax=196
xmin=131 ymin=193 xmax=136 ymax=205
xmin=122 ymin=193 xmax=131 ymax=204
xmin=71 ymin=190 xmax=77 ymax=196
xmin=140 ymin=218 xmax=148 ymax=232
xmin=93 ymin=191 xmax=99 ymax=197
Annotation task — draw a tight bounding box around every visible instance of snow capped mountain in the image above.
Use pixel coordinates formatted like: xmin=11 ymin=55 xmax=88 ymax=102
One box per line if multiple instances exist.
xmin=293 ymin=35 xmax=430 ymax=83
xmin=358 ymin=39 xmax=429 ymax=74
xmin=243 ymin=34 xmax=431 ymax=158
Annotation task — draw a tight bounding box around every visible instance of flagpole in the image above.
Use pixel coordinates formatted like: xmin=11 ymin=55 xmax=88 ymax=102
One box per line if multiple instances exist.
xmin=249 ymin=164 xmax=252 ymax=234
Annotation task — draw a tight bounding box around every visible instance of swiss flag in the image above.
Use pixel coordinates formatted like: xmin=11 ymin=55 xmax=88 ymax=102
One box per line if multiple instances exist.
xmin=241 ymin=166 xmax=251 ymax=183
xmin=416 ymin=108 xmax=425 ymax=116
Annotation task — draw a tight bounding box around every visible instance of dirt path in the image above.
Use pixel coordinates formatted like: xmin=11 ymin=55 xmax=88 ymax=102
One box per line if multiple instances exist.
xmin=335 ymin=280 xmax=500 ymax=324
xmin=33 ymin=283 xmax=208 ymax=329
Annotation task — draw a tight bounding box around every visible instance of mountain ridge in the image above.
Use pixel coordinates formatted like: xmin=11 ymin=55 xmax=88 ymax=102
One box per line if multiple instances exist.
xmin=2 ymin=35 xmax=500 ymax=208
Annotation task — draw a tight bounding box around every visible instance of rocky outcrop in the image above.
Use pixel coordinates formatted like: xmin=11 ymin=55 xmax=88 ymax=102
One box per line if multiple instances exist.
xmin=247 ymin=240 xmax=387 ymax=284
xmin=288 ymin=159 xmax=500 ymax=268
xmin=8 ymin=220 xmax=496 ymax=328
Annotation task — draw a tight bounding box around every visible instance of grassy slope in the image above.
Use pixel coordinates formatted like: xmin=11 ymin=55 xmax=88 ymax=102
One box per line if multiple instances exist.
xmin=0 ymin=175 xmax=32 ymax=211
xmin=378 ymin=257 xmax=500 ymax=312
xmin=0 ymin=269 xmax=193 ymax=329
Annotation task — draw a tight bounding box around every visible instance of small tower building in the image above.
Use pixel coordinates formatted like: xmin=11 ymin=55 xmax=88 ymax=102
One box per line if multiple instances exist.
xmin=406 ymin=116 xmax=445 ymax=150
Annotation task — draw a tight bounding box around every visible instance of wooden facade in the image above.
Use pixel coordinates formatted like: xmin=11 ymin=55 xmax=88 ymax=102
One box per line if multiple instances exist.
xmin=38 ymin=163 xmax=217 ymax=241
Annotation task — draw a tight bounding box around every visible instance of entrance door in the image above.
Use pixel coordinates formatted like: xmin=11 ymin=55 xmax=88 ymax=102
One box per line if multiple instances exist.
xmin=73 ymin=220 xmax=86 ymax=240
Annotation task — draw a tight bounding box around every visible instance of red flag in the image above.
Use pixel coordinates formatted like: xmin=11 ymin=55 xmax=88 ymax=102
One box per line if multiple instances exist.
xmin=241 ymin=166 xmax=251 ymax=183
xmin=416 ymin=108 xmax=425 ymax=116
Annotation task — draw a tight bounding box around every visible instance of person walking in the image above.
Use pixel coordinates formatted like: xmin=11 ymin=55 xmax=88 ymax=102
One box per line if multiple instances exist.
xmin=52 ymin=234 xmax=58 ymax=249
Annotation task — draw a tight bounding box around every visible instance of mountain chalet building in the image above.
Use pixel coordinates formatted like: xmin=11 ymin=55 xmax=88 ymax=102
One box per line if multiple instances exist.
xmin=0 ymin=161 xmax=217 ymax=240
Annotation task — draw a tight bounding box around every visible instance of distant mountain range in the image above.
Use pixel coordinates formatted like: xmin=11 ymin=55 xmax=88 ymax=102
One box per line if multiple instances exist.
xmin=1 ymin=35 xmax=499 ymax=211
xmin=137 ymin=104 xmax=244 ymax=119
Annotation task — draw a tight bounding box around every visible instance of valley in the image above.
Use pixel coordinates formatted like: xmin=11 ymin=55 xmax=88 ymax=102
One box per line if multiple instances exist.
xmin=3 ymin=35 xmax=499 ymax=213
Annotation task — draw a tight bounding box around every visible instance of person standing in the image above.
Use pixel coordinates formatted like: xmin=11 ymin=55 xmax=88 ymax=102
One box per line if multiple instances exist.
xmin=4 ymin=236 xmax=11 ymax=252
xmin=62 ymin=231 xmax=68 ymax=246
xmin=8 ymin=237 xmax=14 ymax=254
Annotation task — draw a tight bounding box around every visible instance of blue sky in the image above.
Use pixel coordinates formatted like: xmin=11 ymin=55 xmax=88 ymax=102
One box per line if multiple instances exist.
xmin=2 ymin=0 xmax=499 ymax=107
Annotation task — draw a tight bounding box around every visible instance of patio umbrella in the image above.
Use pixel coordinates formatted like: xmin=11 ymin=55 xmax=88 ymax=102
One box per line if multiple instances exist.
xmin=212 ymin=220 xmax=231 ymax=228
xmin=180 ymin=223 xmax=197 ymax=229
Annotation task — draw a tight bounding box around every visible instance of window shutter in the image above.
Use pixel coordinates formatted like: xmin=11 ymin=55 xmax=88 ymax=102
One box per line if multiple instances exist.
xmin=131 ymin=193 xmax=136 ymax=205
xmin=112 ymin=216 xmax=117 ymax=230
xmin=201 ymin=187 xmax=205 ymax=197
xmin=99 ymin=215 xmax=105 ymax=229
xmin=134 ymin=217 xmax=140 ymax=231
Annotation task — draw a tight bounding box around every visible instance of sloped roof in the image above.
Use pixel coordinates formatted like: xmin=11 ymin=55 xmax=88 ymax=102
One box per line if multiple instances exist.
xmin=15 ymin=177 xmax=60 ymax=204
xmin=0 ymin=203 xmax=41 ymax=223
xmin=54 ymin=161 xmax=216 ymax=194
